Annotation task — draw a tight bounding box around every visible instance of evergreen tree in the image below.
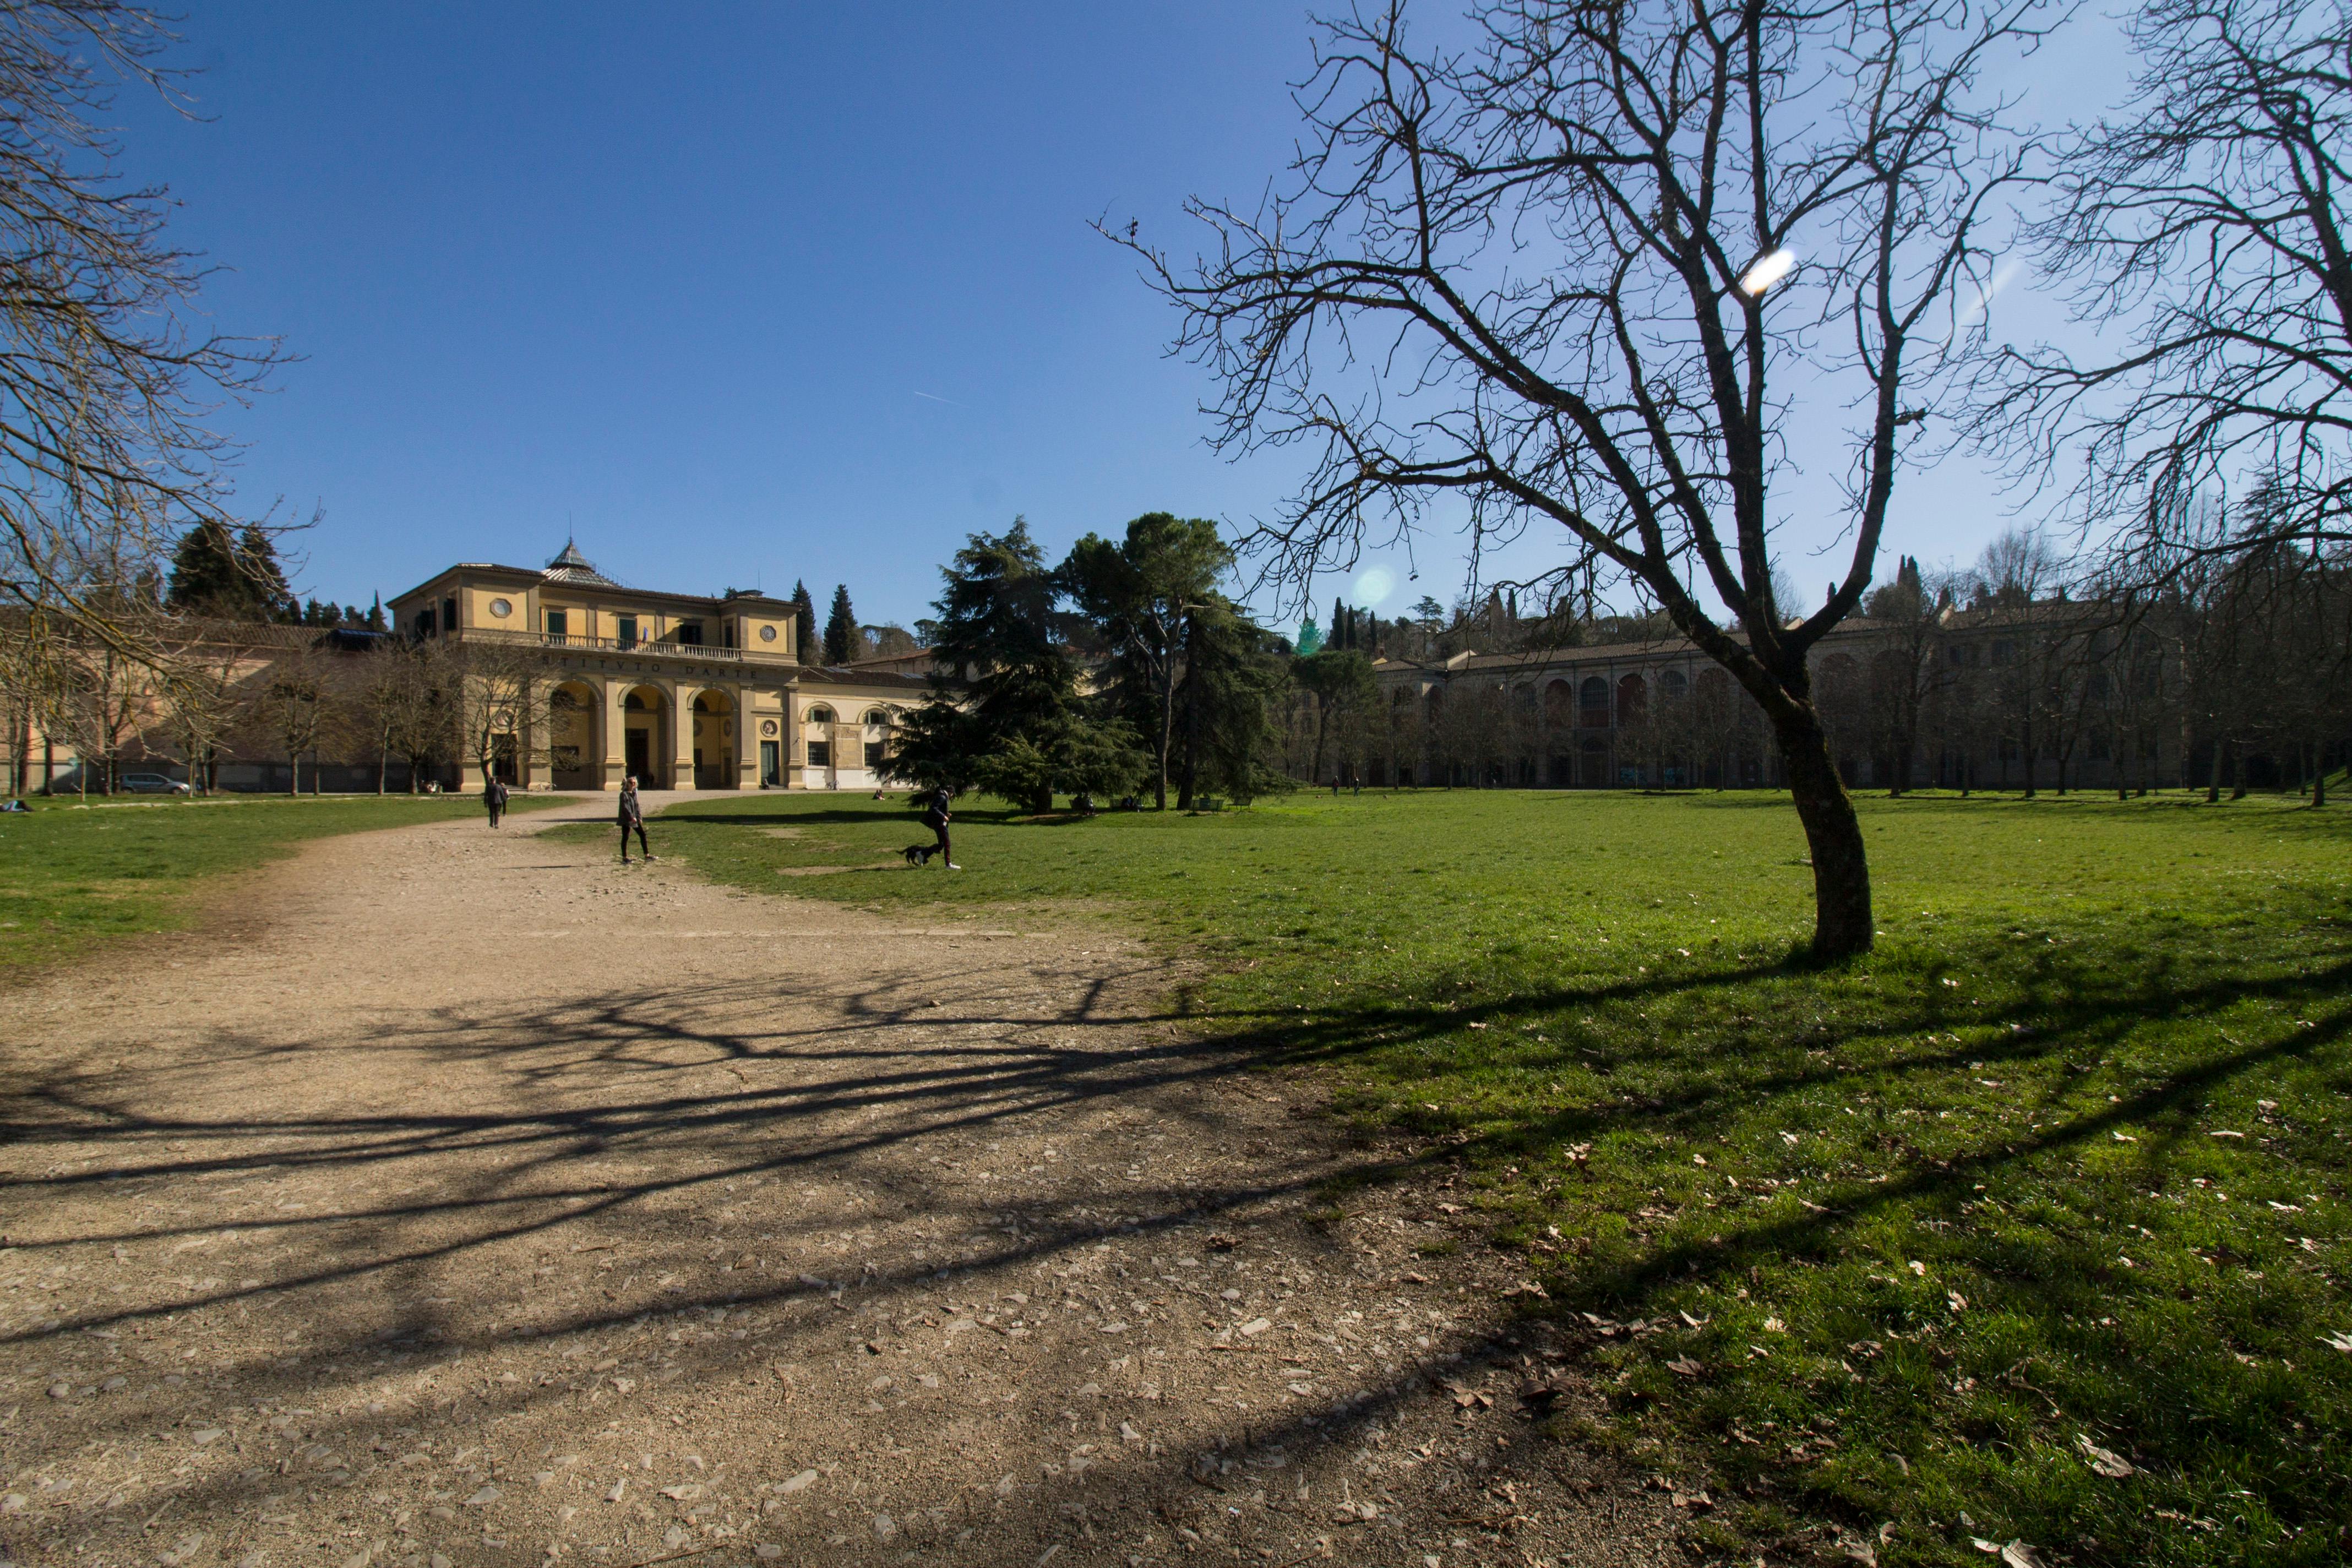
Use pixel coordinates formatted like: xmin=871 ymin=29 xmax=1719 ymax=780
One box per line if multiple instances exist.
xmin=239 ymin=526 xmax=297 ymax=622
xmin=165 ymin=520 xmax=248 ymax=617
xmin=1061 ymin=513 xmax=1231 ymax=809
xmin=788 ymin=580 xmax=818 ymax=660
xmin=823 ymin=584 xmax=858 ymax=665
xmin=367 ymin=594 xmax=386 ymax=632
xmin=883 ymin=518 xmax=1140 ymax=812
xmin=167 ymin=520 xmax=297 ymax=621
xmin=1174 ymin=595 xmax=1291 ymax=807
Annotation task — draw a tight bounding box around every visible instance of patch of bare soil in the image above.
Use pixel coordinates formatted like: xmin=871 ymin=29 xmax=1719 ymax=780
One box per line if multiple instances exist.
xmin=0 ymin=802 xmax=1679 ymax=1568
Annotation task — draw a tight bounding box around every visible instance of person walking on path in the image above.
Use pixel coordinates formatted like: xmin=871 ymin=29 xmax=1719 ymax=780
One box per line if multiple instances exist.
xmin=922 ymin=785 xmax=959 ymax=870
xmin=484 ymin=775 xmax=509 ymax=829
xmin=619 ymin=777 xmax=651 ymax=863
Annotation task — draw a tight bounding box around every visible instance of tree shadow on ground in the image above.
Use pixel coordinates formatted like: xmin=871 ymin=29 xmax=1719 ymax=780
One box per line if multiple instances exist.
xmin=3 ymin=903 xmax=2345 ymax=1563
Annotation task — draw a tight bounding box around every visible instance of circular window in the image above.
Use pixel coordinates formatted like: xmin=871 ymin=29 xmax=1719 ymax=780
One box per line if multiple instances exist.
xmin=488 ymin=597 xmax=512 ymax=618
xmin=760 ymin=719 xmax=777 ymax=738
xmin=759 ymin=624 xmax=777 ymax=642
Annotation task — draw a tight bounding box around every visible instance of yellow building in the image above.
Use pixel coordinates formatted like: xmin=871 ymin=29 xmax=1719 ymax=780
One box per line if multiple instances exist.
xmin=389 ymin=543 xmax=934 ymax=792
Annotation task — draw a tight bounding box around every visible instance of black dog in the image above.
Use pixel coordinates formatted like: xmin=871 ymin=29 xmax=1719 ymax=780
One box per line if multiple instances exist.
xmin=902 ymin=844 xmax=933 ymax=867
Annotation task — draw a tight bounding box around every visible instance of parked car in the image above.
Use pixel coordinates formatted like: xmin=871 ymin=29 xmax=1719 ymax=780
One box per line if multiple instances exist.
xmin=119 ymin=773 xmax=191 ymax=795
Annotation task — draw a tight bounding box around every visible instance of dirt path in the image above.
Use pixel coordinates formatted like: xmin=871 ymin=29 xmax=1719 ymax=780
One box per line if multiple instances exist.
xmin=0 ymin=802 xmax=1678 ymax=1568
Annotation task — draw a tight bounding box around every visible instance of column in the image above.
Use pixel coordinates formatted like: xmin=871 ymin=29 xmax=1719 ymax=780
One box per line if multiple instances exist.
xmin=736 ymin=684 xmax=758 ymax=790
xmin=660 ymin=677 xmax=690 ymax=790
xmin=603 ymin=678 xmax=628 ymax=790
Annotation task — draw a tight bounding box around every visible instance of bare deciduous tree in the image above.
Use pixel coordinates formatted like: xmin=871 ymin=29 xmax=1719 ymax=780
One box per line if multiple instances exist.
xmin=449 ymin=636 xmax=555 ymax=792
xmin=255 ymin=645 xmax=333 ymax=795
xmin=1985 ymin=0 xmax=2352 ymax=570
xmin=1124 ymin=0 xmax=2046 ymax=957
xmin=0 ymin=3 xmax=280 ymax=666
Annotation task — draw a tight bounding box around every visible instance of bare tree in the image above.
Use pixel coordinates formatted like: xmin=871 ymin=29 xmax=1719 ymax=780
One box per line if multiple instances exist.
xmin=1125 ymin=0 xmax=2046 ymax=957
xmin=0 ymin=4 xmax=280 ymax=667
xmin=156 ymin=629 xmax=266 ymax=793
xmin=254 ymin=645 xmax=334 ymax=795
xmin=1976 ymin=527 xmax=2064 ymax=795
xmin=449 ymin=636 xmax=555 ymax=792
xmin=1986 ymin=0 xmax=2352 ymax=571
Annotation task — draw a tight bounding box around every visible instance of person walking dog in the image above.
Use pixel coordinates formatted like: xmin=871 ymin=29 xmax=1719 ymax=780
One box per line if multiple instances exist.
xmin=922 ymin=785 xmax=959 ymax=870
xmin=618 ymin=776 xmax=650 ymax=863
xmin=484 ymin=774 xmax=509 ymax=828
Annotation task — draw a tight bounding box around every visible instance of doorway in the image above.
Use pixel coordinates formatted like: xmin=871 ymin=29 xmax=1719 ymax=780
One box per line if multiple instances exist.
xmin=625 ymin=728 xmax=650 ymax=785
xmin=760 ymin=739 xmax=780 ymax=786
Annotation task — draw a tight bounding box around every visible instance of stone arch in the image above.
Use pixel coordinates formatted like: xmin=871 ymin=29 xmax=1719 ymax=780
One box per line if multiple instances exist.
xmin=1616 ymin=672 xmax=1648 ymax=727
xmin=548 ymin=679 xmax=601 ymax=790
xmin=689 ymin=688 xmax=738 ymax=790
xmin=1578 ymin=675 xmax=1610 ymax=727
xmin=1544 ymin=678 xmax=1573 ymax=726
xmin=619 ymin=684 xmax=668 ymax=789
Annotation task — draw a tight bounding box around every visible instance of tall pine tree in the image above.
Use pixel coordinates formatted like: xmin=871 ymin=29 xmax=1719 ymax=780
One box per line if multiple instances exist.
xmin=823 ymin=584 xmax=858 ymax=665
xmin=787 ymin=580 xmax=818 ymax=661
xmin=166 ymin=521 xmax=297 ymax=621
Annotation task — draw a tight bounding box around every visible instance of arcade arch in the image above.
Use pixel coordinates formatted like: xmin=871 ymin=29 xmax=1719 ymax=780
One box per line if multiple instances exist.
xmin=549 ymin=680 xmax=601 ymax=791
xmin=620 ymin=685 xmax=668 ymax=788
xmin=690 ymin=689 xmax=738 ymax=790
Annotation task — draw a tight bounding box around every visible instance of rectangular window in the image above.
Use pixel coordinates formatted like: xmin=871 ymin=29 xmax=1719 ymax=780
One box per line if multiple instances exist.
xmin=677 ymin=622 xmax=704 ymax=646
xmin=546 ymin=608 xmax=568 ymax=638
xmin=617 ymin=613 xmax=638 ymax=648
xmin=417 ymin=609 xmax=437 ymax=638
xmin=806 ymin=739 xmax=831 ymax=768
xmin=864 ymin=741 xmax=886 ymax=769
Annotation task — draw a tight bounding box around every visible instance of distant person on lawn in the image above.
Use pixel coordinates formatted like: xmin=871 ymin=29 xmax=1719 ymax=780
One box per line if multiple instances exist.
xmin=484 ymin=775 xmax=508 ymax=828
xmin=923 ymin=785 xmax=959 ymax=870
xmin=619 ymin=777 xmax=650 ymax=863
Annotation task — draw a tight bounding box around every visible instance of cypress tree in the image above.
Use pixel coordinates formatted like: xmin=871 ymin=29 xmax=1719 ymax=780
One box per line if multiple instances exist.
xmin=787 ymin=580 xmax=818 ymax=658
xmin=824 ymin=584 xmax=858 ymax=665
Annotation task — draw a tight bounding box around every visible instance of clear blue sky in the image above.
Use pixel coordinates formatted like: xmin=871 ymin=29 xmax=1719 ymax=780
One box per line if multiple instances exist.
xmin=123 ymin=2 xmax=2123 ymax=633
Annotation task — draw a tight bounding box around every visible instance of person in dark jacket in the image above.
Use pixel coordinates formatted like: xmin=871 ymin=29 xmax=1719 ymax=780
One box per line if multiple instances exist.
xmin=484 ymin=775 xmax=509 ymax=828
xmin=618 ymin=777 xmax=650 ymax=863
xmin=922 ymin=785 xmax=959 ymax=870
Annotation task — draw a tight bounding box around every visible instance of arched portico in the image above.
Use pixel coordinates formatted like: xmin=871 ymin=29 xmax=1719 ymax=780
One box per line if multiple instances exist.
xmin=549 ymin=679 xmax=602 ymax=790
xmin=689 ymin=688 xmax=738 ymax=790
xmin=619 ymin=684 xmax=671 ymax=789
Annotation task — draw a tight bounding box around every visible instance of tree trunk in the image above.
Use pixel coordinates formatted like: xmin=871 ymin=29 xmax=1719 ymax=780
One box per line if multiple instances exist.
xmin=1771 ymin=704 xmax=1874 ymax=962
xmin=2206 ymin=738 xmax=2224 ymax=803
xmin=1155 ymin=656 xmax=1175 ymax=812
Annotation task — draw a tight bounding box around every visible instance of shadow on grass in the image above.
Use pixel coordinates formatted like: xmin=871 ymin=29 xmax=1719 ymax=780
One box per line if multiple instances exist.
xmin=4 ymin=900 xmax=2345 ymax=1562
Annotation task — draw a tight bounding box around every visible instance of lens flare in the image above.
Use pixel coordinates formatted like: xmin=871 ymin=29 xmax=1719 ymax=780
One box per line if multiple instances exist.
xmin=1351 ymin=564 xmax=1396 ymax=608
xmin=1738 ymin=247 xmax=1797 ymax=296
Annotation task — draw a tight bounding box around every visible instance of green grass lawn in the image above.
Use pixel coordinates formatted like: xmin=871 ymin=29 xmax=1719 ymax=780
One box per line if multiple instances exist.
xmin=0 ymin=791 xmax=555 ymax=974
xmin=597 ymin=786 xmax=2351 ymax=1567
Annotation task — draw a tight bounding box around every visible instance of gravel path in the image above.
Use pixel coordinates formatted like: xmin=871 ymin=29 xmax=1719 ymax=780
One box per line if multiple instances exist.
xmin=0 ymin=802 xmax=1679 ymax=1568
